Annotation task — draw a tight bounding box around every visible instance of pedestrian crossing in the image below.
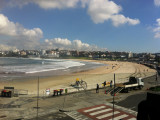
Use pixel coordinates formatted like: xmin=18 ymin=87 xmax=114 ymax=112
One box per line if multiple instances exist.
xmin=77 ymin=104 xmax=136 ymax=120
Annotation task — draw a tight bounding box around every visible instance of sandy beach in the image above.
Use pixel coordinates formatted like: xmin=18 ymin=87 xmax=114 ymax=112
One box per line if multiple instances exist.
xmin=0 ymin=60 xmax=157 ymax=95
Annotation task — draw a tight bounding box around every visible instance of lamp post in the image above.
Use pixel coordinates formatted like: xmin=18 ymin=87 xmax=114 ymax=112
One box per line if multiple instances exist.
xmin=112 ymin=73 xmax=115 ymax=120
xmin=37 ymin=76 xmax=39 ymax=120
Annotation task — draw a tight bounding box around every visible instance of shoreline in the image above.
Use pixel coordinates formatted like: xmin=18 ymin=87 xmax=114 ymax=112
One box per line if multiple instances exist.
xmin=0 ymin=58 xmax=106 ymax=78
xmin=0 ymin=60 xmax=157 ymax=95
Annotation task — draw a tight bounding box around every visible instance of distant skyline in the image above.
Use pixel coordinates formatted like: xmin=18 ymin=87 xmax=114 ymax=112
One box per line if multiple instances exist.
xmin=0 ymin=0 xmax=160 ymax=53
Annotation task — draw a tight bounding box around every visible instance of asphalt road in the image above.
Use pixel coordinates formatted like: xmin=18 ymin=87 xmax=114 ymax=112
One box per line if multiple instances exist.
xmin=116 ymin=74 xmax=160 ymax=112
xmin=116 ymin=92 xmax=147 ymax=111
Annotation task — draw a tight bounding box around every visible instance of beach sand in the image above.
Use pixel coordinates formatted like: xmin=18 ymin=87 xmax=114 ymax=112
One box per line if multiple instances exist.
xmin=0 ymin=60 xmax=156 ymax=95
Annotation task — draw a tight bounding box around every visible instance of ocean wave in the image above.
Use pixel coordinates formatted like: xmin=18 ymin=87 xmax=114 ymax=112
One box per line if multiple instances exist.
xmin=0 ymin=58 xmax=86 ymax=74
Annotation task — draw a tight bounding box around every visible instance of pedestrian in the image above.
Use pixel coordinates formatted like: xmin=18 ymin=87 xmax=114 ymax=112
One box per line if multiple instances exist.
xmin=96 ymin=84 xmax=99 ymax=93
xmin=76 ymin=78 xmax=80 ymax=86
xmin=104 ymin=81 xmax=106 ymax=87
xmin=110 ymin=80 xmax=112 ymax=88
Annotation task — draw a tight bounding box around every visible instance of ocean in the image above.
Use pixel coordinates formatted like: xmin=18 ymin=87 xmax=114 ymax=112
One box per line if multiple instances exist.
xmin=0 ymin=57 xmax=105 ymax=78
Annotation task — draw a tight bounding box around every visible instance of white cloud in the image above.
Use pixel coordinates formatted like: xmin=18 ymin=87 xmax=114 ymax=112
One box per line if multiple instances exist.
xmin=34 ymin=0 xmax=79 ymax=9
xmin=85 ymin=0 xmax=140 ymax=26
xmin=154 ymin=0 xmax=160 ymax=6
xmin=43 ymin=38 xmax=104 ymax=51
xmin=44 ymin=38 xmax=72 ymax=48
xmin=111 ymin=15 xmax=140 ymax=27
xmin=73 ymin=40 xmax=90 ymax=49
xmin=0 ymin=14 xmax=43 ymax=50
xmin=53 ymin=38 xmax=72 ymax=45
xmin=153 ymin=18 xmax=160 ymax=38
xmin=87 ymin=0 xmax=122 ymax=24
xmin=156 ymin=18 xmax=160 ymax=26
xmin=0 ymin=14 xmax=105 ymax=51
xmin=3 ymin=0 xmax=140 ymax=26
xmin=154 ymin=32 xmax=160 ymax=38
xmin=0 ymin=44 xmax=17 ymax=51
xmin=6 ymin=0 xmax=79 ymax=9
xmin=0 ymin=14 xmax=17 ymax=36
xmin=80 ymin=0 xmax=89 ymax=8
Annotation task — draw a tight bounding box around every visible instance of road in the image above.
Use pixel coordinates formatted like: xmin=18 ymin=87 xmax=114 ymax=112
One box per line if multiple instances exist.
xmin=116 ymin=74 xmax=159 ymax=112
xmin=116 ymin=92 xmax=146 ymax=111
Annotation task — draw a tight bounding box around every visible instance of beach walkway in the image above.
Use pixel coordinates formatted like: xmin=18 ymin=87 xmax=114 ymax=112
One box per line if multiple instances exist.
xmin=0 ymin=87 xmax=137 ymax=120
xmin=1 ymin=74 xmax=159 ymax=120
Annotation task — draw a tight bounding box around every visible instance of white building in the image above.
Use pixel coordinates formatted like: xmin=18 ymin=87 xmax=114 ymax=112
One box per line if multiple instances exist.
xmin=42 ymin=50 xmax=46 ymax=55
xmin=128 ymin=52 xmax=133 ymax=58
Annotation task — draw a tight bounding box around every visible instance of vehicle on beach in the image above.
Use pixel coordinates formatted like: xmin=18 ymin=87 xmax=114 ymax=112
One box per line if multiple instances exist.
xmin=106 ymin=77 xmax=144 ymax=95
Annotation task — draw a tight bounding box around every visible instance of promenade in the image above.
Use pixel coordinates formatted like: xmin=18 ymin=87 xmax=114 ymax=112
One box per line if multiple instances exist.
xmin=0 ymin=87 xmax=138 ymax=120
xmin=0 ymin=74 xmax=159 ymax=120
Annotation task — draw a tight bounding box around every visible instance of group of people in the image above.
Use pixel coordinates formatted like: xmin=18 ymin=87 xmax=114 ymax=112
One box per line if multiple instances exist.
xmin=96 ymin=80 xmax=113 ymax=93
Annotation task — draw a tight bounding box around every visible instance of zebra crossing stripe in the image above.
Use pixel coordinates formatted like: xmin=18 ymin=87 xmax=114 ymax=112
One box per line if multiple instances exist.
xmin=77 ymin=104 xmax=136 ymax=120
xmin=84 ymin=106 xmax=106 ymax=113
xmin=109 ymin=114 xmax=128 ymax=120
xmin=89 ymin=108 xmax=112 ymax=116
xmin=96 ymin=111 xmax=120 ymax=119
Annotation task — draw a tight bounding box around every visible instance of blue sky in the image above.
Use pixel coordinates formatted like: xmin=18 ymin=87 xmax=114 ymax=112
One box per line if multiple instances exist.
xmin=0 ymin=0 xmax=160 ymax=53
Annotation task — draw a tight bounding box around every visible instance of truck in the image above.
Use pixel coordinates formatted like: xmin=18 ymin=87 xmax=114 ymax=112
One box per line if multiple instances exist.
xmin=106 ymin=77 xmax=144 ymax=95
xmin=119 ymin=77 xmax=144 ymax=92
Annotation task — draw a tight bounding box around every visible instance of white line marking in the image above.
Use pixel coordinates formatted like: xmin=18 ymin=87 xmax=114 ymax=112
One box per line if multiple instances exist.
xmin=96 ymin=111 xmax=120 ymax=119
xmin=84 ymin=106 xmax=106 ymax=113
xmin=90 ymin=108 xmax=112 ymax=116
xmin=109 ymin=114 xmax=128 ymax=120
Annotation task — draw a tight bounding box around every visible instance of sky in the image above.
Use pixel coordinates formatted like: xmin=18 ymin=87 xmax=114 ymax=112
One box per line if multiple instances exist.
xmin=0 ymin=0 xmax=160 ymax=53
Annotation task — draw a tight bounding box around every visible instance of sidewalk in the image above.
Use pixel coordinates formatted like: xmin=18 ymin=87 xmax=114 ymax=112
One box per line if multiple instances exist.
xmin=0 ymin=87 xmax=137 ymax=120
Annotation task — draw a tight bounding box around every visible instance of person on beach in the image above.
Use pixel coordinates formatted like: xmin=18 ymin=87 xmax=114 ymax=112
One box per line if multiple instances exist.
xmin=76 ymin=78 xmax=80 ymax=86
xmin=110 ymin=80 xmax=112 ymax=88
xmin=96 ymin=84 xmax=99 ymax=93
xmin=103 ymin=81 xmax=106 ymax=87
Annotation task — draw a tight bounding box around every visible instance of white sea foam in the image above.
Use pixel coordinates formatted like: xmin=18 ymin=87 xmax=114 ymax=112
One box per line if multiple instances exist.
xmin=0 ymin=58 xmax=106 ymax=75
xmin=1 ymin=58 xmax=85 ymax=74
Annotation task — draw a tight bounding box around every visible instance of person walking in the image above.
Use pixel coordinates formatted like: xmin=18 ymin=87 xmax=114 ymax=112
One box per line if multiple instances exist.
xmin=110 ymin=80 xmax=112 ymax=88
xmin=96 ymin=84 xmax=99 ymax=93
xmin=103 ymin=81 xmax=106 ymax=87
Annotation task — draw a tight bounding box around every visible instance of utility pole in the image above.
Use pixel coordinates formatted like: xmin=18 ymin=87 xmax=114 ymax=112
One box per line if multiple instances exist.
xmin=37 ymin=76 xmax=39 ymax=120
xmin=112 ymin=73 xmax=115 ymax=120
xmin=156 ymin=72 xmax=158 ymax=92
